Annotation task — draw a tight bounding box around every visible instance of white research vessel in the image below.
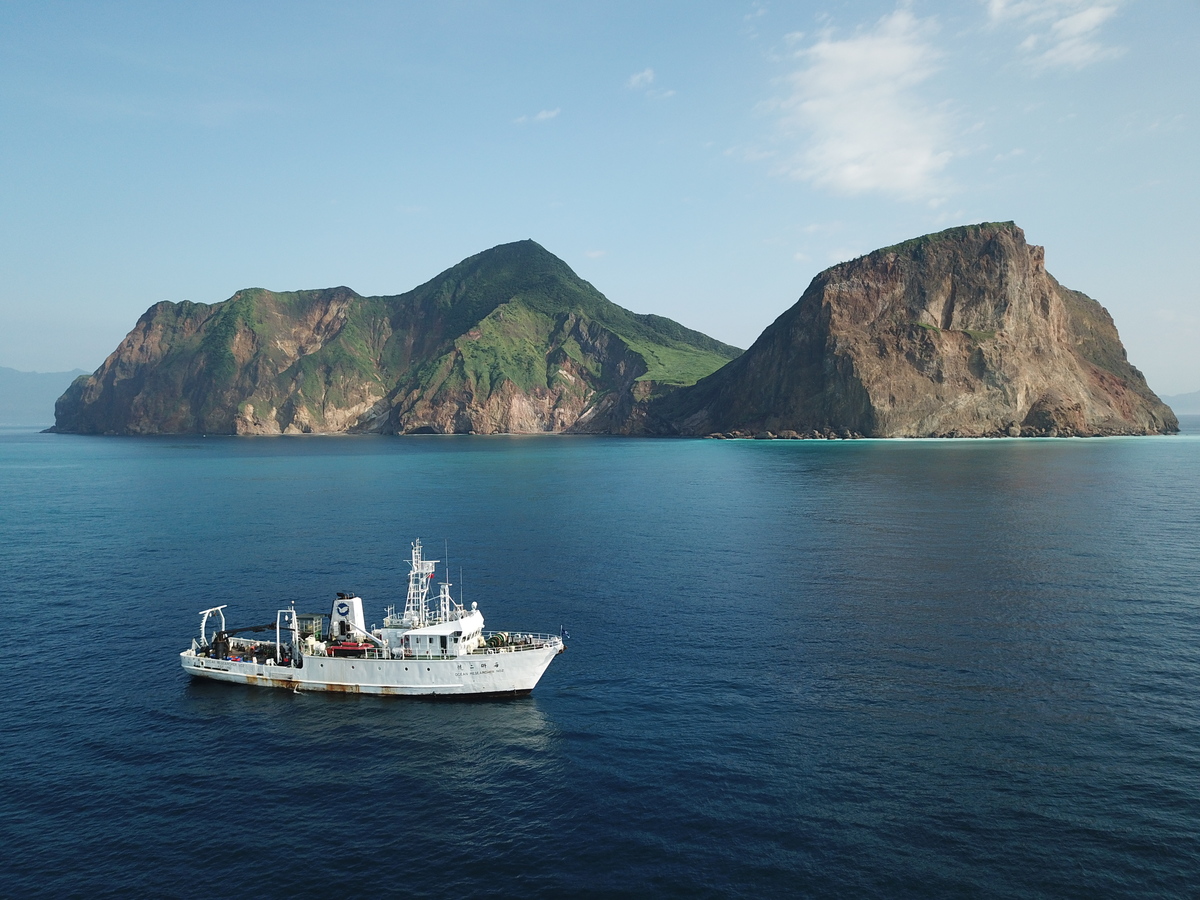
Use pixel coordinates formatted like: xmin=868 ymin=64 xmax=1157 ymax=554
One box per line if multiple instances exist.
xmin=180 ymin=539 xmax=565 ymax=697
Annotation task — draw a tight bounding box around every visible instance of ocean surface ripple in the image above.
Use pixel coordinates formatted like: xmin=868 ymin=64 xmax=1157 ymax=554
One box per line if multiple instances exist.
xmin=2 ymin=423 xmax=1199 ymax=898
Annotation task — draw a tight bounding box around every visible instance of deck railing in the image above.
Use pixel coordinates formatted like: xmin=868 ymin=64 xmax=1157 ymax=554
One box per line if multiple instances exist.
xmin=202 ymin=631 xmax=566 ymax=662
xmin=479 ymin=631 xmax=562 ymax=653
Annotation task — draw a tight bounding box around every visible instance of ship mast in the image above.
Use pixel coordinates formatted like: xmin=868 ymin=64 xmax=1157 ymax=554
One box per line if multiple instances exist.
xmin=402 ymin=538 xmax=437 ymax=627
xmin=437 ymin=573 xmax=454 ymax=622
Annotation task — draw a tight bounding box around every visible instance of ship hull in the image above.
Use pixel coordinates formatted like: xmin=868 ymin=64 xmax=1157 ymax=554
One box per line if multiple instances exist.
xmin=180 ymin=644 xmax=560 ymax=697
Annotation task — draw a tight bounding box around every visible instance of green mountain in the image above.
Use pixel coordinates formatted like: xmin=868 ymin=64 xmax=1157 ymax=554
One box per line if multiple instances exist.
xmin=52 ymin=240 xmax=741 ymax=435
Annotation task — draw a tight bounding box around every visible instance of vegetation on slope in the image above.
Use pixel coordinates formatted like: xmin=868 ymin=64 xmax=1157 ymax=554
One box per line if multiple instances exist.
xmin=55 ymin=239 xmax=742 ymax=434
xmin=396 ymin=240 xmax=740 ymax=379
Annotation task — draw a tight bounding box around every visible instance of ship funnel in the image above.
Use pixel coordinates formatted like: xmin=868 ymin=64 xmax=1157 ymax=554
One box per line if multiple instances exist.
xmin=330 ymin=593 xmax=366 ymax=637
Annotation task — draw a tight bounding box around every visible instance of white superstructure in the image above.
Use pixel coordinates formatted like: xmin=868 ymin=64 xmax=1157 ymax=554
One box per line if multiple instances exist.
xmin=180 ymin=539 xmax=565 ymax=697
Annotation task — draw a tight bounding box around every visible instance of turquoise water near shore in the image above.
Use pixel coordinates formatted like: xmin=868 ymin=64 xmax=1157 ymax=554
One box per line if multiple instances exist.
xmin=2 ymin=422 xmax=1199 ymax=898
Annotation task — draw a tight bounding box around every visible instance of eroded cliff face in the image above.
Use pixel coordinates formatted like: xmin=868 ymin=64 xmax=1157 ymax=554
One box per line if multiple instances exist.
xmin=371 ymin=312 xmax=656 ymax=435
xmin=53 ymin=241 xmax=741 ymax=435
xmin=651 ymin=222 xmax=1176 ymax=437
xmin=55 ymin=289 xmax=375 ymax=435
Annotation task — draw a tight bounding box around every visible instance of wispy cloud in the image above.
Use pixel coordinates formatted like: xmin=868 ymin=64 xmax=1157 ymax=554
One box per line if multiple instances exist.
xmin=768 ymin=9 xmax=952 ymax=202
xmin=514 ymin=108 xmax=561 ymax=124
xmin=626 ymin=67 xmax=675 ymax=100
xmin=627 ymin=68 xmax=655 ymax=90
xmin=743 ymin=2 xmax=769 ymax=39
xmin=584 ymin=250 xmax=607 ymax=259
xmin=986 ymin=0 xmax=1124 ymax=70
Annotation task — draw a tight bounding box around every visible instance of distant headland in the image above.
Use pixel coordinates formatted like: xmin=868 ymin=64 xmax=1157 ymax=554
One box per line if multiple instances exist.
xmin=51 ymin=223 xmax=1176 ymax=438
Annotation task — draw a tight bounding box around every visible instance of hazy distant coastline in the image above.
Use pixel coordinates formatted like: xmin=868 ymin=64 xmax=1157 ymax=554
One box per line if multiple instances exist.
xmin=1161 ymin=391 xmax=1200 ymax=415
xmin=0 ymin=367 xmax=86 ymax=426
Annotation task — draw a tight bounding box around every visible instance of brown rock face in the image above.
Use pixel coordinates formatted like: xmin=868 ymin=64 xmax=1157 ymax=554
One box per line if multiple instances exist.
xmin=53 ymin=289 xmax=374 ymax=435
xmin=52 ymin=241 xmax=740 ymax=435
xmin=650 ymin=222 xmax=1176 ymax=438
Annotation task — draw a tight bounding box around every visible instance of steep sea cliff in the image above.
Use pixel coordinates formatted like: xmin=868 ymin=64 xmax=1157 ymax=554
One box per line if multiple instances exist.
xmin=651 ymin=223 xmax=1175 ymax=438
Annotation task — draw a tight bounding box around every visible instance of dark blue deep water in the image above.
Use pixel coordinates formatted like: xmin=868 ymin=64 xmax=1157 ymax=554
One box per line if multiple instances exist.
xmin=3 ymin=424 xmax=1200 ymax=898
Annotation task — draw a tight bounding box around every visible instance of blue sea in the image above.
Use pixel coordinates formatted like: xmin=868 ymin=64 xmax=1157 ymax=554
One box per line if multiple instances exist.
xmin=2 ymin=423 xmax=1200 ymax=899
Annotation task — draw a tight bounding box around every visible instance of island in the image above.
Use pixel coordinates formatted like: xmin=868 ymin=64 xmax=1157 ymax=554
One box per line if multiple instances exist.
xmin=52 ymin=223 xmax=1176 ymax=438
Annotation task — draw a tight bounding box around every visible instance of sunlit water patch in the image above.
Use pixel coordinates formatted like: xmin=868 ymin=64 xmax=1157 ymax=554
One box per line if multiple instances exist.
xmin=2 ymin=423 xmax=1199 ymax=898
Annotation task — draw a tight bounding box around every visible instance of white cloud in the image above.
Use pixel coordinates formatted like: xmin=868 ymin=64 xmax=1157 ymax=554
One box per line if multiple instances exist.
xmin=514 ymin=108 xmax=561 ymax=124
xmin=743 ymin=2 xmax=769 ymax=39
xmin=770 ymin=9 xmax=952 ymax=202
xmin=627 ymin=68 xmax=655 ymax=90
xmin=584 ymin=250 xmax=607 ymax=259
xmin=985 ymin=1 xmax=1124 ymax=70
xmin=627 ymin=67 xmax=675 ymax=100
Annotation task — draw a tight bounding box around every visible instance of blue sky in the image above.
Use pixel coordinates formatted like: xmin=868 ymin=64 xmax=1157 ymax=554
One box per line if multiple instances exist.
xmin=2 ymin=1 xmax=1196 ymax=393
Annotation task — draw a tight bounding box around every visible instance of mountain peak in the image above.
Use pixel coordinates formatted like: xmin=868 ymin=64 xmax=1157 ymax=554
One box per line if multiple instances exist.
xmin=650 ymin=221 xmax=1174 ymax=438
xmin=52 ymin=240 xmax=739 ymax=435
xmin=437 ymin=238 xmax=575 ymax=285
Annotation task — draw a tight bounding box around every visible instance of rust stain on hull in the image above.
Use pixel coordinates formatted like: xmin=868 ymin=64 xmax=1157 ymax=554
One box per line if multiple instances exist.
xmin=186 ymin=667 xmax=534 ymax=700
xmin=321 ymin=682 xmax=362 ymax=693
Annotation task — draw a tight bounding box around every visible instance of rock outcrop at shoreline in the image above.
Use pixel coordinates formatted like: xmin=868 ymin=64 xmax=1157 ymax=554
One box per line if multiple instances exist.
xmin=648 ymin=222 xmax=1176 ymax=438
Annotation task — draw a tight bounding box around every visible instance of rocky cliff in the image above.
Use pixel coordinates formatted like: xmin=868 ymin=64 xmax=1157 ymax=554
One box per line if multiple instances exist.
xmin=52 ymin=241 xmax=741 ymax=435
xmin=649 ymin=222 xmax=1176 ymax=437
